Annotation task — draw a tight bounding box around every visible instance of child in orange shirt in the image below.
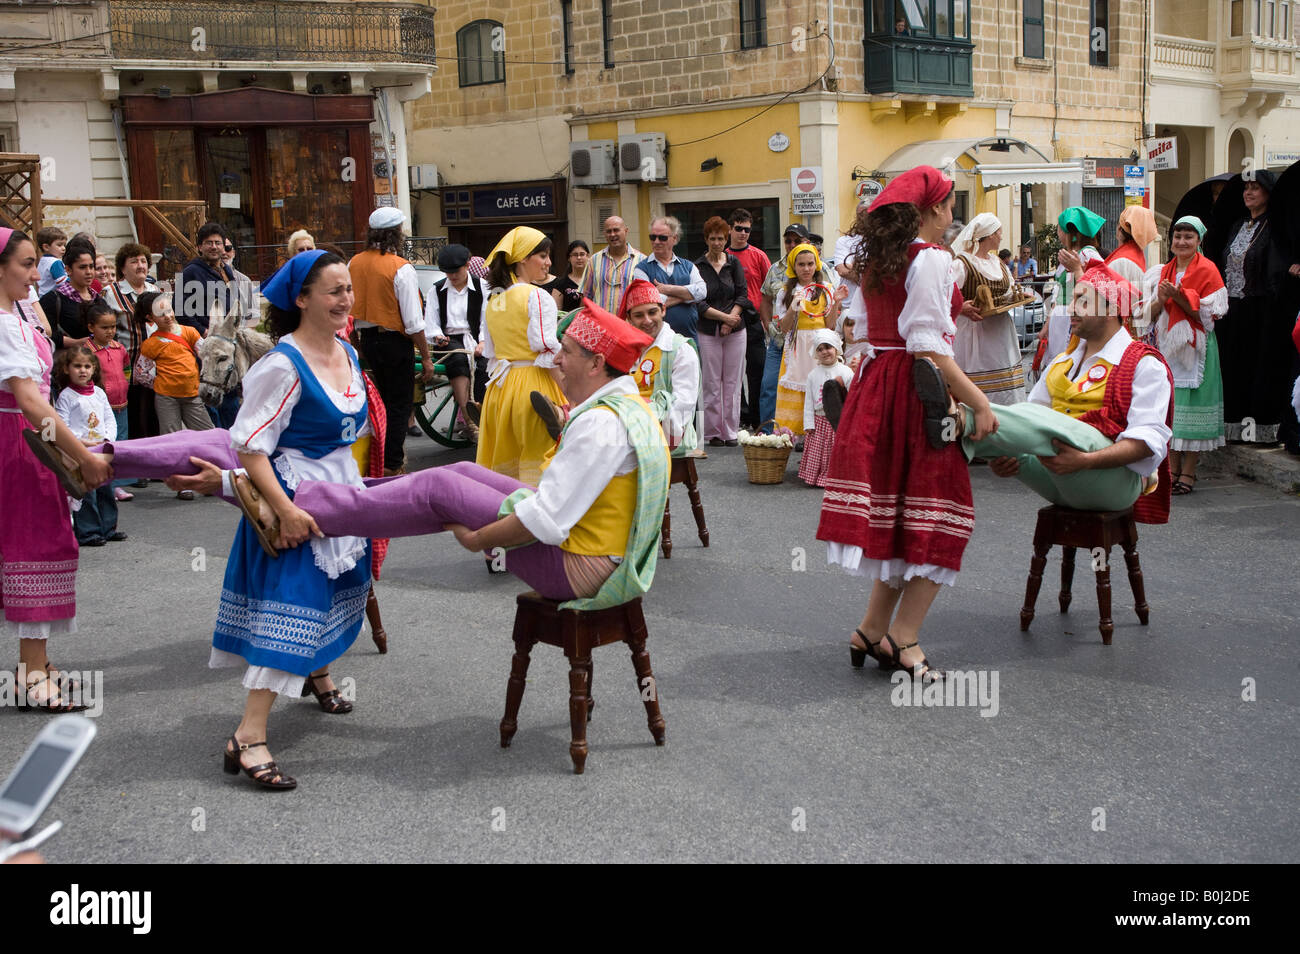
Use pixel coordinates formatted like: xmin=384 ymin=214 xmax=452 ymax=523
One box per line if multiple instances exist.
xmin=136 ymin=291 xmax=212 ymax=497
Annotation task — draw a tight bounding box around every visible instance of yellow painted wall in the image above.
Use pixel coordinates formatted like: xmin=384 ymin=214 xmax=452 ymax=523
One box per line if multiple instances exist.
xmin=637 ymin=103 xmax=803 ymax=191
xmin=835 ymin=103 xmax=998 ymax=227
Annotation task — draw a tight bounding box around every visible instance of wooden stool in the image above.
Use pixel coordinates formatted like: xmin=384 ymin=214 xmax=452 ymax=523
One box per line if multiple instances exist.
xmin=661 ymin=456 xmax=709 ymax=558
xmin=499 ymin=592 xmax=666 ymax=774
xmin=1020 ymin=505 xmax=1150 ymax=645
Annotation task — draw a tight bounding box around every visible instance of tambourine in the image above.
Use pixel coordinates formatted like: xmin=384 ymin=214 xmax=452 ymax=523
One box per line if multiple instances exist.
xmin=797 ymin=282 xmax=834 ymax=318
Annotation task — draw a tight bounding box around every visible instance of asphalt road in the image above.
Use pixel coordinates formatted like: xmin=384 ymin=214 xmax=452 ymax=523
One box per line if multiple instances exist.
xmin=6 ymin=435 xmax=1297 ymax=863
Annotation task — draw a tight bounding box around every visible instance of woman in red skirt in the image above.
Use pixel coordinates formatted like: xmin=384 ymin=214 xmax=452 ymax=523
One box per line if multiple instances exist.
xmin=816 ymin=167 xmax=997 ymax=682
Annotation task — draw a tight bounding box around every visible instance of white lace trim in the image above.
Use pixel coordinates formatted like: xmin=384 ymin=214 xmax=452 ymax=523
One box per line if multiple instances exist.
xmin=273 ymin=452 xmax=301 ymax=491
xmin=2 ymin=617 xmax=78 ymax=640
xmin=825 ymin=543 xmax=959 ymax=588
xmin=1170 ymin=436 xmax=1225 ymax=452
xmin=208 ymin=647 xmax=306 ymax=697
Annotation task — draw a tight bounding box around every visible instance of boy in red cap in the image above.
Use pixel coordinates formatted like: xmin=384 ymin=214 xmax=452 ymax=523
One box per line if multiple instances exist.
xmin=946 ymin=262 xmax=1176 ymax=522
xmin=618 ymin=278 xmax=699 ymax=454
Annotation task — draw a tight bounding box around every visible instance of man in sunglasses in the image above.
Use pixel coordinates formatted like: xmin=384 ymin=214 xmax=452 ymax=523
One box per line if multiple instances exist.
xmin=725 ymin=209 xmax=771 ymax=429
xmin=633 ymin=216 xmax=705 ymax=342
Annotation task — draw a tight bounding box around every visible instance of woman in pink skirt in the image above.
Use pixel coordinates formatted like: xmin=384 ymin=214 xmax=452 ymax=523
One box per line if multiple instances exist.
xmin=816 ymin=168 xmax=997 ymax=683
xmin=0 ymin=227 xmax=112 ymax=709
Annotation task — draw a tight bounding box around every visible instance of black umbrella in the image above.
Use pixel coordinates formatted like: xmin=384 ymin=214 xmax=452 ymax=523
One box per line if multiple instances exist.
xmin=1267 ymin=160 xmax=1300 ymax=259
xmin=1168 ymin=173 xmax=1233 ymax=246
xmin=1202 ymin=169 xmax=1277 ymax=266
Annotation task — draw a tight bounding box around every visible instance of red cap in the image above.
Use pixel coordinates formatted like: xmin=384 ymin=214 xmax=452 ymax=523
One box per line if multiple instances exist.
xmin=618 ymin=278 xmax=662 ymax=319
xmin=566 ymin=298 xmax=654 ymax=374
xmin=870 ymin=165 xmax=953 ymax=213
xmin=1078 ymin=262 xmax=1138 ymax=319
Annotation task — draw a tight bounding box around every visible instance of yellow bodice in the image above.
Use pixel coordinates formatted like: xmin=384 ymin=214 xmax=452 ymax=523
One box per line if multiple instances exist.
xmin=1044 ymin=353 xmax=1115 ymax=418
xmin=485 ymin=284 xmax=547 ymax=362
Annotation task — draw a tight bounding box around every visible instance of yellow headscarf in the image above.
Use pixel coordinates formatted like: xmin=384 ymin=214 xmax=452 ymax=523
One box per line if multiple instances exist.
xmin=785 ymin=242 xmax=822 ymax=278
xmin=1117 ymin=206 xmax=1158 ymax=248
xmin=487 ymin=226 xmax=548 ymax=266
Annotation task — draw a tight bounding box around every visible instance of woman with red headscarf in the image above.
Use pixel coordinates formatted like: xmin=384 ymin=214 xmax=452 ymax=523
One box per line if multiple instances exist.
xmin=816 ymin=167 xmax=997 ymax=684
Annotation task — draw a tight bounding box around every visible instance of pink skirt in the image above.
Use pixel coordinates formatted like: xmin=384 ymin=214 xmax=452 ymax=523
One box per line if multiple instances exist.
xmin=798 ymin=415 xmax=835 ymax=487
xmin=0 ymin=410 xmax=78 ymax=625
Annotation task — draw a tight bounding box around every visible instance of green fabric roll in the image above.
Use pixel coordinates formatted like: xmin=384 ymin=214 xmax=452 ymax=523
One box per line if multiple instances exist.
xmin=962 ymin=402 xmax=1142 ymax=511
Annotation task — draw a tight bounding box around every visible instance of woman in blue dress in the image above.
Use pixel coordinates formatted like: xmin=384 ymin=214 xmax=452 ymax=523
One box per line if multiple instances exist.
xmin=214 ymin=250 xmax=372 ymax=790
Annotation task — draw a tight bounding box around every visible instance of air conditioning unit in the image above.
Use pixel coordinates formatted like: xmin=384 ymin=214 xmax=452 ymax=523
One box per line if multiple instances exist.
xmin=409 ymin=163 xmax=439 ymax=189
xmin=569 ymin=140 xmax=617 ymax=187
xmin=618 ymin=132 xmax=667 ymax=183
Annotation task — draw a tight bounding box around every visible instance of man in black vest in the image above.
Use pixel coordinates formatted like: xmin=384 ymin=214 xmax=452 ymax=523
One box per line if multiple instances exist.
xmin=424 ymin=244 xmax=489 ymax=441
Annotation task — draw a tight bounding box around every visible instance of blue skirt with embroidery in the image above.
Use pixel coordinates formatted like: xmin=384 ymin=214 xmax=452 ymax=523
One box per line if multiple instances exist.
xmin=211 ymin=478 xmax=371 ymax=678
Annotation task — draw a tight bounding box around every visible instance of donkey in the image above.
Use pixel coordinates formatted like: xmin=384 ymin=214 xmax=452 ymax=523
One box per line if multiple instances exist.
xmin=197 ymin=300 xmax=273 ymax=409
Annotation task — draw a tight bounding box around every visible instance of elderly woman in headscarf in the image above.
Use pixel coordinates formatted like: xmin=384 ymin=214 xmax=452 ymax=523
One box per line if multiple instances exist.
xmin=1209 ymin=169 xmax=1298 ymax=444
xmin=773 ymin=241 xmax=839 ymax=436
xmin=1137 ymin=215 xmax=1226 ymax=495
xmin=951 ymin=212 xmax=1027 ymax=405
xmin=1043 ymin=206 xmax=1107 ymax=360
xmin=1106 ymin=206 xmax=1158 ymax=322
xmin=477 ymin=225 xmax=565 ymax=485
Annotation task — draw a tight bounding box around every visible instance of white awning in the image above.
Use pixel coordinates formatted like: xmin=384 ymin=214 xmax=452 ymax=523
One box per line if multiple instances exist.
xmin=873 ymin=138 xmax=1084 ymax=189
xmin=972 ymin=161 xmax=1085 ymax=187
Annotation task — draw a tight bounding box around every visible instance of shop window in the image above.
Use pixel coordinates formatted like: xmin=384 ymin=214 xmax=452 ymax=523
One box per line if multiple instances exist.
xmin=1024 ymin=0 xmax=1045 ymax=58
xmin=457 ymin=20 xmax=505 ymax=87
xmin=561 ymin=0 xmax=575 ymax=74
xmin=602 ymin=0 xmax=614 ymax=69
xmin=266 ymin=128 xmax=354 ymax=271
xmin=664 ymin=198 xmax=781 ymax=263
xmin=1089 ymin=0 xmax=1110 ymax=67
xmin=740 ymin=0 xmax=766 ymax=49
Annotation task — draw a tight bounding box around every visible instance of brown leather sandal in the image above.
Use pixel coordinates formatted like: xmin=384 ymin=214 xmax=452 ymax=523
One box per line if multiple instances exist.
xmin=21 ymin=429 xmax=89 ymax=500
xmin=222 ymin=735 xmax=297 ymax=790
xmin=232 ymin=473 xmax=280 ymax=558
xmin=301 ymin=672 xmax=353 ymax=714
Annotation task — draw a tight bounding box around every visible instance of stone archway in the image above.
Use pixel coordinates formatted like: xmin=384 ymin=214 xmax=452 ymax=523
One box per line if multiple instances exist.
xmin=1228 ymin=127 xmax=1254 ymax=177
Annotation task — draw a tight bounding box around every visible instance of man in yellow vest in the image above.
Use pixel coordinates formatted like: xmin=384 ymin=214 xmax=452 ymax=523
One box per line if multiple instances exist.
xmin=931 ymin=262 xmax=1175 ymax=524
xmin=349 ymin=207 xmax=435 ymax=475
xmin=136 ymin=301 xmax=670 ymax=604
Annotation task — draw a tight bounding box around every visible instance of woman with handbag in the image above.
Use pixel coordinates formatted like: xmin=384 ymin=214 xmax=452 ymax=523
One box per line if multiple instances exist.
xmin=695 ymin=216 xmax=752 ymax=445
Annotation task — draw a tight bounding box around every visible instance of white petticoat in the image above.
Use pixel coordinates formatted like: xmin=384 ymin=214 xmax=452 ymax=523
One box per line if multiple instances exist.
xmin=826 ymin=542 xmax=959 ymax=588
xmin=208 ymin=647 xmax=306 ymax=697
xmin=2 ymin=617 xmax=77 ymax=640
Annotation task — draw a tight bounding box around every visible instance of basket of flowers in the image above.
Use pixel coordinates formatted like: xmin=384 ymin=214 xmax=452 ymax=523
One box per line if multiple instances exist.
xmin=738 ymin=423 xmax=795 ymax=484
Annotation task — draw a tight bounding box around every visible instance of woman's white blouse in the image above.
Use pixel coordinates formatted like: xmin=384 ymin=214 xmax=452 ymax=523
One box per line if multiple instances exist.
xmin=230 ymin=334 xmax=370 ymax=457
xmin=900 ymin=243 xmax=957 ymax=357
xmin=0 ymin=306 xmax=47 ymax=391
xmin=480 ymin=283 xmax=561 ymax=369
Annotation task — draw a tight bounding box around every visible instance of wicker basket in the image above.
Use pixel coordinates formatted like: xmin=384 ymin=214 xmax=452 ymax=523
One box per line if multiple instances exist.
xmin=741 ymin=421 xmax=793 ymax=484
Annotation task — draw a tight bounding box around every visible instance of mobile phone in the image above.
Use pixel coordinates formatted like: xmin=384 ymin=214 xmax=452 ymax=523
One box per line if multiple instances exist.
xmin=0 ymin=714 xmax=96 ymax=841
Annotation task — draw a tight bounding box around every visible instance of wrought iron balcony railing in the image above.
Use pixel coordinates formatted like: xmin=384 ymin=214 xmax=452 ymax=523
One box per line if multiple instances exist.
xmin=109 ymin=0 xmax=436 ymax=66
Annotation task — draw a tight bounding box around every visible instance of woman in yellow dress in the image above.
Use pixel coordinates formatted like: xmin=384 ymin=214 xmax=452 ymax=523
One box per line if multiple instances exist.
xmin=476 ymin=226 xmax=566 ymax=485
xmin=774 ymin=243 xmax=839 ymax=435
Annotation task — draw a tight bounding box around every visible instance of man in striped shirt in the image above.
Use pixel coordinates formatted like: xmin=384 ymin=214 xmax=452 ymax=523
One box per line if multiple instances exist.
xmin=580 ymin=216 xmax=644 ymax=316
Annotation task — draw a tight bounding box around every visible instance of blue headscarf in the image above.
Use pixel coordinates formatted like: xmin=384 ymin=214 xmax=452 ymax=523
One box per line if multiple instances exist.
xmin=262 ymin=249 xmax=329 ymax=311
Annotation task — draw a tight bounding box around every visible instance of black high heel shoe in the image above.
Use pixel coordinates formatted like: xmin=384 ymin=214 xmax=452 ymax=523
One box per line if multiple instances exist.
xmin=301 ymin=672 xmax=353 ymax=714
xmin=879 ymin=634 xmax=942 ymax=683
xmin=849 ymin=628 xmax=888 ymax=669
xmin=222 ymin=736 xmax=297 ymax=790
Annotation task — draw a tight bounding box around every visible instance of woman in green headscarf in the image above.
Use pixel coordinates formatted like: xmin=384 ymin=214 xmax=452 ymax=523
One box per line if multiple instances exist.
xmin=477 ymin=226 xmax=566 ymax=485
xmin=1043 ymin=206 xmax=1107 ymax=359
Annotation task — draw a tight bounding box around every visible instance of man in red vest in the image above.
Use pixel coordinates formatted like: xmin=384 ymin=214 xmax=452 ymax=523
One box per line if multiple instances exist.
xmin=933 ymin=262 xmax=1175 ymax=524
xmin=349 ymin=208 xmax=435 ymax=474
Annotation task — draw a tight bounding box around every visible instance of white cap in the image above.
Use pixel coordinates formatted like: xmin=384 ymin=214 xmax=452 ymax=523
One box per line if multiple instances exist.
xmin=368 ymin=207 xmax=406 ymax=229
